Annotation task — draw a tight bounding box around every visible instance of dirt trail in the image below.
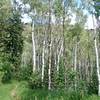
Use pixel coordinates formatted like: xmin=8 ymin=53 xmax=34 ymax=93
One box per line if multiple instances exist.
xmin=10 ymin=84 xmax=20 ymax=100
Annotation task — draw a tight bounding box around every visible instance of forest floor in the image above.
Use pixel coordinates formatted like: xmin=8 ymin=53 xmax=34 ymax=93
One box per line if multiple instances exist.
xmin=0 ymin=81 xmax=100 ymax=100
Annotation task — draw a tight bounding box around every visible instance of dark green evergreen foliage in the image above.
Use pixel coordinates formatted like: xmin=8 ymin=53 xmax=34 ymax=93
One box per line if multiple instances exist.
xmin=4 ymin=13 xmax=23 ymax=66
xmin=0 ymin=12 xmax=23 ymax=82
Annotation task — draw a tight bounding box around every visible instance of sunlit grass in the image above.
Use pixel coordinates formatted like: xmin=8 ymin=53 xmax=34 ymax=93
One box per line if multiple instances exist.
xmin=0 ymin=81 xmax=18 ymax=100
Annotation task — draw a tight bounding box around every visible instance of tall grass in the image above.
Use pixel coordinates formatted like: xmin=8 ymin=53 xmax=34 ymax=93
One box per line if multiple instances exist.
xmin=0 ymin=81 xmax=100 ymax=100
xmin=18 ymin=82 xmax=100 ymax=100
xmin=18 ymin=83 xmax=86 ymax=100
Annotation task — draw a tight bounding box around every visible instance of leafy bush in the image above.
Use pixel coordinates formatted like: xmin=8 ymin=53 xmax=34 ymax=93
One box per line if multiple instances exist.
xmin=17 ymin=66 xmax=32 ymax=81
xmin=54 ymin=59 xmax=65 ymax=89
xmin=0 ymin=61 xmax=12 ymax=83
xmin=28 ymin=72 xmax=41 ymax=89
xmin=87 ymin=67 xmax=98 ymax=94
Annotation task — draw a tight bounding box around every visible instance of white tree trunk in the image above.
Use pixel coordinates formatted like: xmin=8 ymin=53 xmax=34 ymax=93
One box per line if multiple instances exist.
xmin=41 ymin=39 xmax=45 ymax=83
xmin=48 ymin=0 xmax=52 ymax=90
xmin=94 ymin=38 xmax=100 ymax=96
xmin=92 ymin=14 xmax=100 ymax=96
xmin=74 ymin=43 xmax=77 ymax=71
xmin=32 ymin=21 xmax=36 ymax=72
xmin=57 ymin=49 xmax=60 ymax=72
xmin=48 ymin=41 xmax=52 ymax=90
xmin=74 ymin=43 xmax=77 ymax=89
xmin=57 ymin=40 xmax=63 ymax=72
xmin=55 ymin=52 xmax=57 ymax=68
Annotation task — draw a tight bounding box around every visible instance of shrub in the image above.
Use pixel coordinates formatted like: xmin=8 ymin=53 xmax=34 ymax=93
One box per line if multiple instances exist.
xmin=1 ymin=61 xmax=12 ymax=83
xmin=17 ymin=65 xmax=32 ymax=81
xmin=28 ymin=72 xmax=41 ymax=89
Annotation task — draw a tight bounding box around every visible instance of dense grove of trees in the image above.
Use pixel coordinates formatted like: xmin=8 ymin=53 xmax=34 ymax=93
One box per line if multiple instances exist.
xmin=0 ymin=0 xmax=100 ymax=99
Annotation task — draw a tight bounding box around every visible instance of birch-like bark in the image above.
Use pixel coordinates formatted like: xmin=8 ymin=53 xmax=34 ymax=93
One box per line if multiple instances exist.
xmin=41 ymin=39 xmax=45 ymax=83
xmin=74 ymin=43 xmax=77 ymax=90
xmin=32 ymin=20 xmax=36 ymax=72
xmin=92 ymin=14 xmax=100 ymax=96
xmin=57 ymin=40 xmax=63 ymax=72
xmin=62 ymin=3 xmax=67 ymax=88
xmin=94 ymin=38 xmax=100 ymax=96
xmin=74 ymin=44 xmax=77 ymax=72
xmin=48 ymin=40 xmax=52 ymax=90
xmin=48 ymin=0 xmax=52 ymax=90
xmin=55 ymin=51 xmax=57 ymax=69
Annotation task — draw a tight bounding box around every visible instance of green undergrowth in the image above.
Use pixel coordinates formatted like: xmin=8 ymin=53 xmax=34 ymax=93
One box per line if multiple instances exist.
xmin=0 ymin=81 xmax=100 ymax=100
